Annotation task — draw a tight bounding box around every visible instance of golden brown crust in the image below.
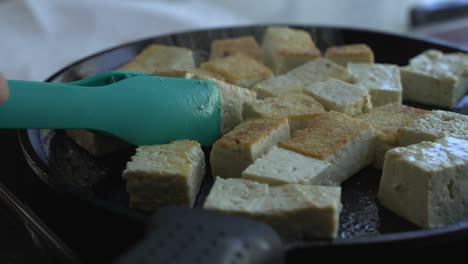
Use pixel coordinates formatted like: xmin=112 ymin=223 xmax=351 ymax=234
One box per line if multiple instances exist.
xmin=358 ymin=103 xmax=429 ymax=144
xmin=324 ymin=44 xmax=374 ymax=66
xmin=210 ymin=36 xmax=262 ymax=61
xmin=119 ymin=44 xmax=195 ymax=72
xmin=325 ymin=44 xmax=372 ymax=55
xmin=245 ymin=93 xmax=325 ymax=118
xmin=200 ymin=54 xmax=273 ymax=84
xmin=215 ymin=117 xmax=288 ymax=149
xmin=279 ymin=111 xmax=371 ymax=159
xmin=278 ymin=47 xmax=321 ymax=58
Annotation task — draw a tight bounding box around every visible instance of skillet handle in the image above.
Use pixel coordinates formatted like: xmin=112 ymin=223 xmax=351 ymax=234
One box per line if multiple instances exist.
xmin=113 ymin=207 xmax=285 ymax=264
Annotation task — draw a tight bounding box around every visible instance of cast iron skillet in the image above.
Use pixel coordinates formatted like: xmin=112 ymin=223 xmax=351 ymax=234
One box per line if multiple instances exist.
xmin=18 ymin=25 xmax=468 ymax=251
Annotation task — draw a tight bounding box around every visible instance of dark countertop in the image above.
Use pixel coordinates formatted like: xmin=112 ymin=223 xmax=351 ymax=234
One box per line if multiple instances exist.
xmin=0 ymin=129 xmax=144 ymax=264
xmin=0 ymin=129 xmax=50 ymax=263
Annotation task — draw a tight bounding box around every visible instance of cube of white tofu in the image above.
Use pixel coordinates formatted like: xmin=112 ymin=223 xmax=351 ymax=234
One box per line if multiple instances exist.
xmin=204 ymin=177 xmax=342 ymax=239
xmin=122 ymin=140 xmax=205 ymax=211
xmin=348 ymin=63 xmax=402 ymax=107
xmin=398 ymin=110 xmax=468 ymax=147
xmin=253 ymin=58 xmax=354 ymax=99
xmin=279 ymin=111 xmax=374 ymax=185
xmin=378 ymin=136 xmax=468 ymax=228
xmin=304 ymin=79 xmax=372 ymax=117
xmin=400 ymin=49 xmax=468 ymax=108
xmin=242 ymin=92 xmax=325 ymax=134
xmin=242 ymin=146 xmax=332 ymax=185
xmin=210 ymin=118 xmax=291 ymax=179
xmin=261 ymin=26 xmax=321 ymax=74
xmin=118 ymin=44 xmax=195 ymax=72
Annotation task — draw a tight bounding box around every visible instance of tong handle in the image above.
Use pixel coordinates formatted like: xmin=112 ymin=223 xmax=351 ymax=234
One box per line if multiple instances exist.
xmin=114 ymin=207 xmax=285 ymax=264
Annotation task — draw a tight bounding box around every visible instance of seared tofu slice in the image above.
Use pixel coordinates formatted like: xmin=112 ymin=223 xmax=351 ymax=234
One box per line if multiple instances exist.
xmin=253 ymin=58 xmax=354 ymax=99
xmin=261 ymin=26 xmax=321 ymax=74
xmin=400 ymin=49 xmax=468 ymax=108
xmin=279 ymin=111 xmax=374 ymax=185
xmin=398 ymin=110 xmax=468 ymax=146
xmin=348 ymin=63 xmax=402 ymax=107
xmin=242 ymin=146 xmax=332 ymax=186
xmin=325 ymin=44 xmax=374 ymax=66
xmin=242 ymin=92 xmax=325 ymax=133
xmin=118 ymin=44 xmax=195 ymax=72
xmin=378 ymin=137 xmax=468 ymax=228
xmin=210 ymin=118 xmax=290 ymax=179
xmin=122 ymin=140 xmax=205 ymax=211
xmin=209 ymin=36 xmax=262 ymax=62
xmin=200 ymin=54 xmax=273 ymax=88
xmin=304 ymin=79 xmax=372 ymax=117
xmin=204 ymin=177 xmax=342 ymax=239
xmin=357 ymin=103 xmax=429 ymax=169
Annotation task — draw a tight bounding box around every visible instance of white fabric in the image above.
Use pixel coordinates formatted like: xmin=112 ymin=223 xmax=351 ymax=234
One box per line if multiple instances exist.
xmin=0 ymin=0 xmax=423 ymax=81
xmin=0 ymin=0 xmax=252 ymax=81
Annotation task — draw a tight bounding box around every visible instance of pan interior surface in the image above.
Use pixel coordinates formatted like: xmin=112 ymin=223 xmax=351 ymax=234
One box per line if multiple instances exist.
xmin=20 ymin=25 xmax=468 ymax=247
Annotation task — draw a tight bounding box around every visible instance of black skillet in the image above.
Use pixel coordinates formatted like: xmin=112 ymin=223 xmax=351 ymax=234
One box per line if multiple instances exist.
xmin=17 ymin=25 xmax=468 ymax=261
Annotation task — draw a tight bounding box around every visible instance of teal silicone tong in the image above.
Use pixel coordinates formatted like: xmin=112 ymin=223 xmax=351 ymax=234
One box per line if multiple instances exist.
xmin=0 ymin=71 xmax=221 ymax=146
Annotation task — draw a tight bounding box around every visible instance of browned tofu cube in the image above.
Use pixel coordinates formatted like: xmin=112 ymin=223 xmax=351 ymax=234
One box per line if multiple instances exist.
xmin=325 ymin=44 xmax=374 ymax=66
xmin=279 ymin=111 xmax=374 ymax=185
xmin=357 ymin=103 xmax=429 ymax=169
xmin=209 ymin=36 xmax=262 ymax=62
xmin=200 ymin=54 xmax=273 ymax=88
xmin=261 ymin=26 xmax=321 ymax=74
xmin=118 ymin=44 xmax=195 ymax=72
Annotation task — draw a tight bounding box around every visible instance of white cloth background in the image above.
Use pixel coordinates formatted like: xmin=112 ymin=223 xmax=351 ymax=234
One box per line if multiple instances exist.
xmin=0 ymin=0 xmax=423 ymax=81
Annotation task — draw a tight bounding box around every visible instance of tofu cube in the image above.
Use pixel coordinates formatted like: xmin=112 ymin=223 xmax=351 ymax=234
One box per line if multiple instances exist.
xmin=242 ymin=92 xmax=325 ymax=133
xmin=261 ymin=26 xmax=321 ymax=74
xmin=204 ymin=177 xmax=270 ymax=214
xmin=304 ymin=79 xmax=372 ymax=117
xmin=122 ymin=140 xmax=205 ymax=211
xmin=378 ymin=137 xmax=468 ymax=228
xmin=400 ymin=49 xmax=468 ymax=108
xmin=398 ymin=110 xmax=468 ymax=147
xmin=253 ymin=58 xmax=354 ymax=99
xmin=242 ymin=146 xmax=332 ymax=186
xmin=357 ymin=103 xmax=429 ymax=169
xmin=279 ymin=111 xmax=374 ymax=185
xmin=210 ymin=118 xmax=291 ymax=179
xmin=118 ymin=44 xmax=195 ymax=72
xmin=204 ymin=177 xmax=342 ymax=239
xmin=152 ymin=69 xmax=257 ymax=134
xmin=200 ymin=54 xmax=273 ymax=88
xmin=348 ymin=63 xmax=403 ymax=107
xmin=209 ymin=36 xmax=262 ymax=62
xmin=325 ymin=44 xmax=374 ymax=66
